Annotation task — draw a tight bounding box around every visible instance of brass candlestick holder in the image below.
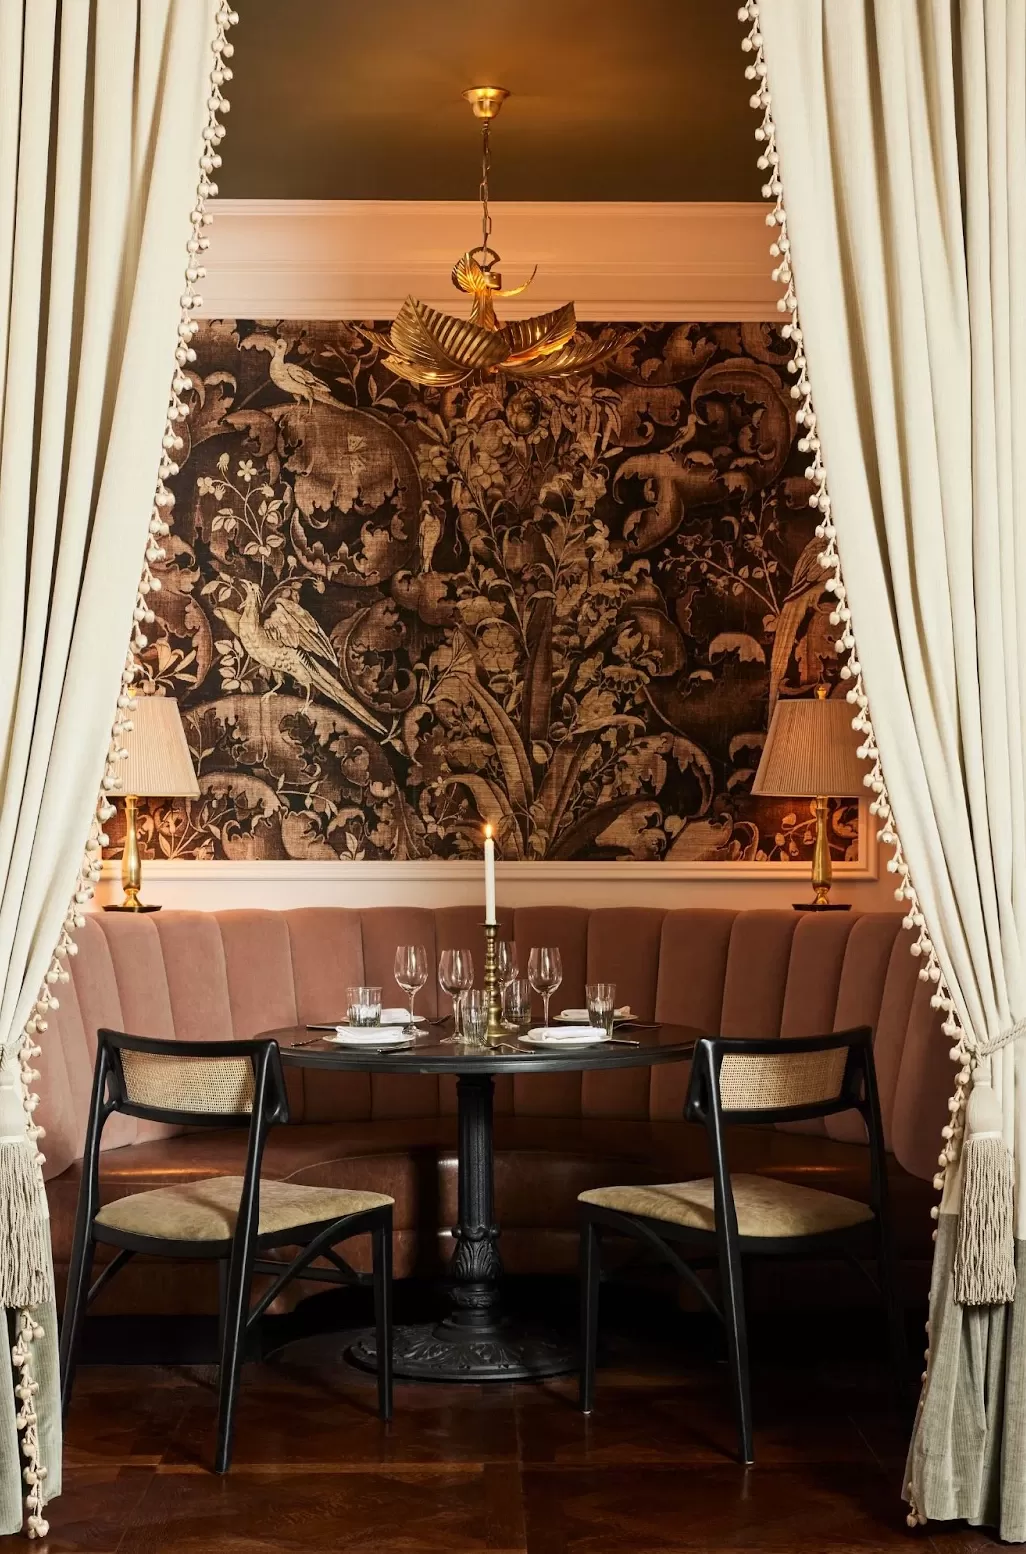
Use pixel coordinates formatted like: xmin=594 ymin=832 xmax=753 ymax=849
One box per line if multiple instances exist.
xmin=482 ymin=922 xmax=506 ymax=1042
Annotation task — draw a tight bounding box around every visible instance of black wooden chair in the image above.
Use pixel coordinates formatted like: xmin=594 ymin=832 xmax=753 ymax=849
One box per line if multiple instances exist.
xmin=60 ymin=1029 xmax=394 ymax=1472
xmin=578 ymin=1027 xmax=906 ymax=1463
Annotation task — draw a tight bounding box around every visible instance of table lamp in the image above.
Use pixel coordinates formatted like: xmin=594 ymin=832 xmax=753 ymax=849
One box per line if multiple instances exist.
xmin=751 ymin=685 xmax=865 ymax=911
xmin=104 ymin=695 xmax=199 ymax=913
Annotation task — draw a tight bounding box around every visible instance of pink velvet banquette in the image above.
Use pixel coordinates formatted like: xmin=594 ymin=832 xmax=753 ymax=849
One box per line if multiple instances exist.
xmin=39 ymin=905 xmax=951 ymax=1314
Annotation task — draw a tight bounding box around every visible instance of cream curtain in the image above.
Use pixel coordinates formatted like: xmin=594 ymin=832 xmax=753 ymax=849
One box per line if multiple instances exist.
xmin=746 ymin=0 xmax=1026 ymax=1539
xmin=0 ymin=0 xmax=232 ymax=1535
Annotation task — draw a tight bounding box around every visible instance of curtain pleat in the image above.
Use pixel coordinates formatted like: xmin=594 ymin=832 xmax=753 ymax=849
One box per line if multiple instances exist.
xmin=0 ymin=0 xmax=228 ymax=1533
xmin=755 ymin=0 xmax=1026 ymax=1536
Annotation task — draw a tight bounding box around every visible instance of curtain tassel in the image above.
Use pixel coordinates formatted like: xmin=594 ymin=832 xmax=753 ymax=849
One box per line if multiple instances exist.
xmin=0 ymin=1140 xmax=51 ymax=1309
xmin=953 ymin=1063 xmax=1016 ymax=1307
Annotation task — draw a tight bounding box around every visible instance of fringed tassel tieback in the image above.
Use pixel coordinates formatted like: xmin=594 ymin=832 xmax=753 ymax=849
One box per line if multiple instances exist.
xmin=953 ymin=1025 xmax=1024 ymax=1308
xmin=0 ymin=1139 xmax=51 ymax=1309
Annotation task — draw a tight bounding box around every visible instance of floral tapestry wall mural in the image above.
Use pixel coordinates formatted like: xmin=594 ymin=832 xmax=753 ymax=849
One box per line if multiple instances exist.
xmin=110 ymin=318 xmax=860 ymax=866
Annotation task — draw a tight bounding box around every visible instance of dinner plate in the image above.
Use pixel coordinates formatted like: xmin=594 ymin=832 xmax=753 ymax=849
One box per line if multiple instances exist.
xmin=519 ymin=1025 xmax=610 ymax=1048
xmin=329 ymin=1026 xmax=414 ymax=1047
xmin=556 ymin=1007 xmax=634 ymax=1024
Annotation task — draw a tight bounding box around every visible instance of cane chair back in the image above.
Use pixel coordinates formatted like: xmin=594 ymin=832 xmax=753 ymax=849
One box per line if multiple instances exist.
xmin=98 ymin=1028 xmax=288 ymax=1131
xmin=718 ymin=1044 xmax=850 ymax=1114
xmin=118 ymin=1048 xmax=256 ymax=1117
xmin=687 ymin=1028 xmax=875 ymax=1130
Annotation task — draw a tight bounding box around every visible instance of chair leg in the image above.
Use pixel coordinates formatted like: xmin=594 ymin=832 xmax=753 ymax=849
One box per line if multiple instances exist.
xmin=373 ymin=1217 xmax=393 ymax=1422
xmin=59 ymin=1233 xmax=96 ymax=1418
xmin=214 ymin=1239 xmax=255 ymax=1474
xmin=579 ymin=1216 xmax=601 ymax=1414
xmin=716 ymin=1230 xmax=754 ymax=1465
xmin=877 ymin=1223 xmax=909 ymax=1405
xmin=216 ymin=1258 xmax=228 ymax=1358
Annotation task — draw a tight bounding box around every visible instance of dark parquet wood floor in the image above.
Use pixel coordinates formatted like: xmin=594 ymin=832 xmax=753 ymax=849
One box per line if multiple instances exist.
xmin=3 ymin=1295 xmax=1001 ymax=1554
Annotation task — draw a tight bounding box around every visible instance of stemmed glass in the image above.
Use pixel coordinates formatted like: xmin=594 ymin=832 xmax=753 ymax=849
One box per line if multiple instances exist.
xmin=394 ymin=945 xmax=428 ymax=1033
xmin=528 ymin=946 xmax=563 ymax=1028
xmin=496 ymin=941 xmax=518 ymax=1024
xmin=438 ymin=948 xmax=474 ymax=1043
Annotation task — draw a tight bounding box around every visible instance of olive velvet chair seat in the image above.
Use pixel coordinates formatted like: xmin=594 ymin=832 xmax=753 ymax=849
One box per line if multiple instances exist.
xmin=579 ymin=1173 xmax=875 ymax=1239
xmin=94 ymin=1176 xmax=391 ymax=1242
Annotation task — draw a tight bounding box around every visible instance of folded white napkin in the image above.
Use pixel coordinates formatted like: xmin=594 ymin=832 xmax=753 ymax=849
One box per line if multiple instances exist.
xmin=557 ymin=1006 xmax=633 ymax=1023
xmin=524 ymin=1024 xmax=608 ymax=1043
xmin=331 ymin=1025 xmax=411 ymax=1045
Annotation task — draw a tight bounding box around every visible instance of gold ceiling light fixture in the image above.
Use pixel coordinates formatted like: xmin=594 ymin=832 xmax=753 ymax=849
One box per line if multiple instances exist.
xmin=369 ymin=86 xmax=636 ymax=388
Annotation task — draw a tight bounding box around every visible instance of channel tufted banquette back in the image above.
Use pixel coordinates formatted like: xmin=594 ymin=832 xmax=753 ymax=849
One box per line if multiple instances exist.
xmin=38 ymin=906 xmax=951 ymax=1184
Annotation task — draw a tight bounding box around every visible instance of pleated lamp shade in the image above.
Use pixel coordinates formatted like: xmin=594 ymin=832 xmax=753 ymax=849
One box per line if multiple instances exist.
xmin=120 ymin=696 xmax=199 ymax=799
xmin=752 ymin=693 xmax=865 ymax=799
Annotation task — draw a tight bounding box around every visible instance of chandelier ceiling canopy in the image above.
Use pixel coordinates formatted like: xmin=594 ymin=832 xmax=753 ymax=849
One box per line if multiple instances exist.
xmin=370 ymin=87 xmax=636 ymax=389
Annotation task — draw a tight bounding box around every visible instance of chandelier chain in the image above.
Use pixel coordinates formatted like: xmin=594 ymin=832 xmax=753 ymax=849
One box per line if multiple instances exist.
xmin=478 ymin=125 xmax=494 ymax=259
xmin=479 ymin=121 xmax=493 ymax=259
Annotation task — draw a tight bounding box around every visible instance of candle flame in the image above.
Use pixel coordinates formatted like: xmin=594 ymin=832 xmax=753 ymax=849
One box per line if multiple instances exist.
xmin=484 ymin=823 xmax=493 ymax=840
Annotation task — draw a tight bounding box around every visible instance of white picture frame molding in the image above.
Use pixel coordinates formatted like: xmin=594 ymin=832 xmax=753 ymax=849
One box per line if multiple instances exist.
xmin=137 ymin=200 xmax=883 ymax=909
xmin=97 ymin=805 xmax=879 ymax=911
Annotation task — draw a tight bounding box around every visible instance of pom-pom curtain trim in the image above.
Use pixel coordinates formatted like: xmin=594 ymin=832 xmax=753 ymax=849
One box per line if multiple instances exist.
xmin=738 ymin=1 xmax=1026 ymax=1537
xmin=0 ymin=1 xmax=236 ymax=1535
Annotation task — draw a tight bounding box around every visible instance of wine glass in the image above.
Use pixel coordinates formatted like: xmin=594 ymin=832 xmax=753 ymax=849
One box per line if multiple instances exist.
xmin=528 ymin=946 xmax=563 ymax=1028
xmin=438 ymin=948 xmax=474 ymax=1043
xmin=495 ymin=940 xmax=518 ymax=990
xmin=394 ymin=945 xmax=428 ymax=1033
xmin=495 ymin=941 xmax=518 ymax=1025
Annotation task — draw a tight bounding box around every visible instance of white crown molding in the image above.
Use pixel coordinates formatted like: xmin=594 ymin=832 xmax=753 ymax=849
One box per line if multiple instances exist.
xmin=200 ymin=199 xmax=780 ymax=321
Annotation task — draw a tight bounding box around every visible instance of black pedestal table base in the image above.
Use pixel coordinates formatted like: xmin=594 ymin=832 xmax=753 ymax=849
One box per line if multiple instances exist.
xmin=348 ymin=1320 xmax=574 ymax=1382
xmin=272 ymin=1016 xmax=697 ymax=1384
xmin=351 ymin=1070 xmax=574 ymax=1382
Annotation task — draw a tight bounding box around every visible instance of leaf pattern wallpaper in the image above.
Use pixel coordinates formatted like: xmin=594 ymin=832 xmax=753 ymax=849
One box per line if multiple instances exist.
xmin=112 ymin=319 xmax=860 ymax=866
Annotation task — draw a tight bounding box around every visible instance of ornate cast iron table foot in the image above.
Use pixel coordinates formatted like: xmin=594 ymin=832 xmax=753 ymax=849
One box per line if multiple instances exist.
xmin=349 ymin=1071 xmax=576 ymax=1382
xmin=349 ymin=1319 xmax=574 ymax=1383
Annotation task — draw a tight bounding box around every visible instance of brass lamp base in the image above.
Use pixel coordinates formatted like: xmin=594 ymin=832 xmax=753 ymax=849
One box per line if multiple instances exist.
xmin=103 ymin=794 xmax=162 ymax=913
xmin=798 ymin=791 xmax=849 ymax=913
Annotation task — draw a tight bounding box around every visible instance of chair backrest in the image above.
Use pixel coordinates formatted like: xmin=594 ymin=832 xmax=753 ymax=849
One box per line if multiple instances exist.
xmin=99 ymin=1029 xmax=288 ymax=1130
xmin=71 ymin=1032 xmax=289 ymax=1254
xmin=717 ymin=1036 xmax=863 ymax=1122
xmin=684 ymin=1027 xmax=888 ymax=1221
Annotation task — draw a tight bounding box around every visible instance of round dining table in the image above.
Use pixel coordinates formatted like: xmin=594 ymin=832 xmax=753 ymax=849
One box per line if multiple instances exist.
xmin=266 ymin=1018 xmax=699 ymax=1383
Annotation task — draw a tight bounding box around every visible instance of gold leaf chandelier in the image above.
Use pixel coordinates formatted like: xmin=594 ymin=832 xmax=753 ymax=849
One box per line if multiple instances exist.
xmin=370 ymin=87 xmax=635 ymax=388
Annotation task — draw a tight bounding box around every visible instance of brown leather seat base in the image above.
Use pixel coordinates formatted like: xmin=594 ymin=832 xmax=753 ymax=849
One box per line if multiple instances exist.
xmin=47 ymin=1117 xmax=936 ymax=1315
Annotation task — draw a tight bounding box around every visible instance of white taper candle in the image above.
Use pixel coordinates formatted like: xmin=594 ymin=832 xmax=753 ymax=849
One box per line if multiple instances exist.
xmin=484 ymin=823 xmax=496 ymax=925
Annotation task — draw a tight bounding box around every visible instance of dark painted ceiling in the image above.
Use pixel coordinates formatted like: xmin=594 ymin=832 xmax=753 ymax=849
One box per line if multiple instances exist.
xmin=221 ymin=0 xmax=762 ymax=201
